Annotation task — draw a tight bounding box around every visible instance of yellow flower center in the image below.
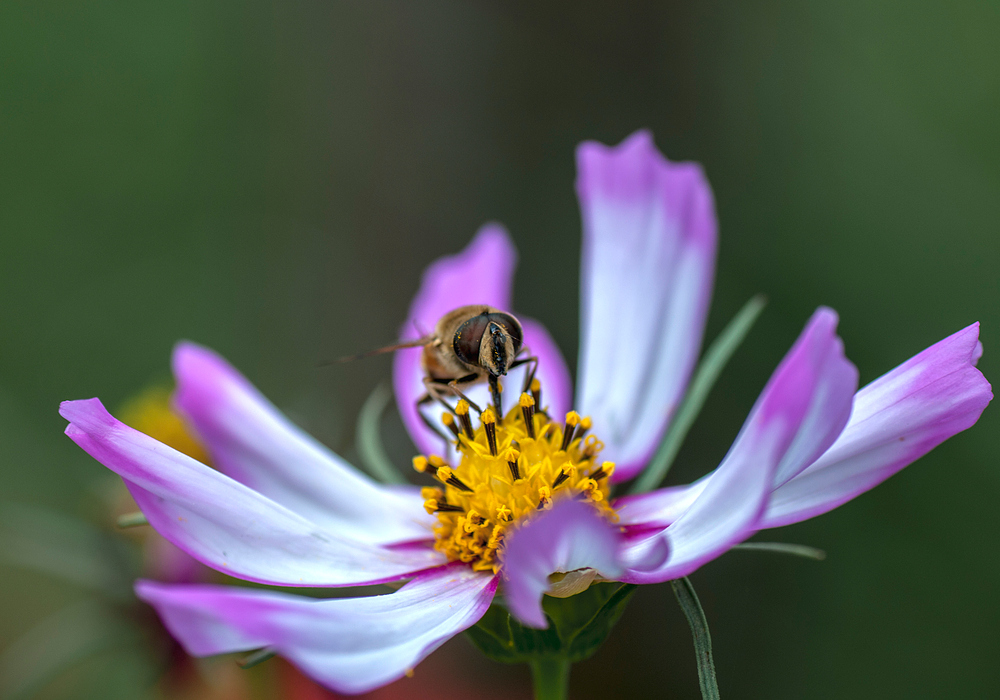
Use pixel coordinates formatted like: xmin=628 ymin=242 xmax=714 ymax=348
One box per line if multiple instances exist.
xmin=415 ymin=382 xmax=618 ymax=573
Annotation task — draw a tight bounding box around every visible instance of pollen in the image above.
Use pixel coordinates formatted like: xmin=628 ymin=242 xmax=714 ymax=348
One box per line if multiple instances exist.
xmin=415 ymin=384 xmax=617 ymax=573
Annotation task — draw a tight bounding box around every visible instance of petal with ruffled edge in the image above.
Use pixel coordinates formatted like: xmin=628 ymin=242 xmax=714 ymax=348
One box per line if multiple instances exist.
xmin=501 ymin=500 xmax=633 ymax=629
xmin=575 ymin=131 xmax=718 ymax=484
xmin=619 ymin=308 xmax=856 ymax=583
xmin=761 ymin=322 xmax=992 ymax=528
xmin=136 ymin=563 xmax=497 ymax=695
xmin=61 ymin=399 xmax=445 ymax=587
xmin=393 ymin=224 xmax=571 ymax=457
xmin=172 ymin=343 xmax=433 ymax=545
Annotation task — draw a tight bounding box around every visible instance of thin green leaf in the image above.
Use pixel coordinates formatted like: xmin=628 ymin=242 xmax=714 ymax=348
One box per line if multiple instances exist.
xmin=671 ymin=577 xmax=720 ymax=700
xmin=355 ymin=383 xmax=407 ymax=484
xmin=630 ymin=295 xmax=767 ymax=494
xmin=237 ymin=647 xmax=276 ymax=670
xmin=732 ymin=541 xmax=827 ymax=560
xmin=116 ymin=512 xmax=148 ymax=528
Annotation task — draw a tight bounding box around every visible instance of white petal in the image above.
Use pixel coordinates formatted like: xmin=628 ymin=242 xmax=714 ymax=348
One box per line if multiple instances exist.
xmin=575 ymin=131 xmax=718 ymax=483
xmin=61 ymin=399 xmax=445 ymax=587
xmin=173 ymin=343 xmax=434 ymax=545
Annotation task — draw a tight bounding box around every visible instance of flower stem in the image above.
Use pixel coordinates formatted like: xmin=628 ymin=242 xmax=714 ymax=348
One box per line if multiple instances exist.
xmin=529 ymin=658 xmax=570 ymax=700
xmin=671 ymin=577 xmax=720 ymax=700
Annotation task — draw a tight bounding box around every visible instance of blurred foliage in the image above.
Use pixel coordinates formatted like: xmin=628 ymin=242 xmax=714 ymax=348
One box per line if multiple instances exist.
xmin=0 ymin=1 xmax=996 ymax=698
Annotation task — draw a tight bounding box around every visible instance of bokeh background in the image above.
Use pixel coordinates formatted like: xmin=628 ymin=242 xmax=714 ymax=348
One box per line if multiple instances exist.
xmin=1 ymin=1 xmax=997 ymax=698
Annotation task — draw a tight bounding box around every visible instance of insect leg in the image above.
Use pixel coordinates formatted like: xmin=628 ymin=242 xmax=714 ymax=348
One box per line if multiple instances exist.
xmin=416 ymin=390 xmax=454 ymax=453
xmin=508 ymin=353 xmax=539 ymax=394
xmin=444 ymin=375 xmax=483 ymax=414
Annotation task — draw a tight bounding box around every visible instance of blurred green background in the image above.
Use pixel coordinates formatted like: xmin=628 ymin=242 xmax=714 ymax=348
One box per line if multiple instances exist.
xmin=1 ymin=1 xmax=997 ymax=698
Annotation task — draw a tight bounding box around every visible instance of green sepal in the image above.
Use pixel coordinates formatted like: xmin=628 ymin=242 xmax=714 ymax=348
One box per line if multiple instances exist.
xmin=466 ymin=582 xmax=637 ymax=664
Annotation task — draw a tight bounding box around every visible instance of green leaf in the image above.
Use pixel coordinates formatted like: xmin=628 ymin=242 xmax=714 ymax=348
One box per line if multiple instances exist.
xmin=466 ymin=582 xmax=636 ymax=665
xmin=671 ymin=577 xmax=721 ymax=700
xmin=355 ymin=383 xmax=407 ymax=484
xmin=630 ymin=295 xmax=766 ymax=494
xmin=732 ymin=541 xmax=827 ymax=560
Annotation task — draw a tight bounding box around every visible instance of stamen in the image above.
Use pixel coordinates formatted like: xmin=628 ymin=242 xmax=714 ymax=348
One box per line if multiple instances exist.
xmin=441 ymin=412 xmax=461 ymax=439
xmin=552 ymin=465 xmax=572 ymax=488
xmin=412 ymin=456 xmax=430 ymax=474
xmin=455 ymin=400 xmax=474 ymax=439
xmin=420 ymin=379 xmax=615 ymax=571
xmin=421 ymin=486 xmax=444 ymax=500
xmin=482 ymin=408 xmax=498 ymax=456
xmin=504 ymin=447 xmax=521 ymax=480
xmin=520 ymin=393 xmax=536 ymax=438
xmin=561 ymin=411 xmax=581 ymax=451
xmin=436 ymin=466 xmax=473 ymax=492
xmin=424 ymin=498 xmax=464 ymax=514
xmin=590 ymin=461 xmax=616 ymax=481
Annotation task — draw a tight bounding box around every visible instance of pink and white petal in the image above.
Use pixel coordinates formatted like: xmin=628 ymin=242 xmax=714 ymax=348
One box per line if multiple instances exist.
xmin=61 ymin=399 xmax=445 ymax=587
xmin=613 ymin=479 xmax=708 ymax=530
xmin=619 ymin=308 xmax=855 ymax=583
xmin=173 ymin=343 xmax=433 ymax=545
xmin=393 ymin=224 xmax=517 ymax=457
xmin=575 ymin=130 xmax=718 ymax=483
xmin=761 ymin=322 xmax=992 ymax=529
xmin=501 ymin=500 xmax=629 ymax=629
xmin=136 ymin=564 xmax=497 ymax=695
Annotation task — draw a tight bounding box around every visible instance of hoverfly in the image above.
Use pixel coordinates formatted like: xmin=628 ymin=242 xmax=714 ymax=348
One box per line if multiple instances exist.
xmin=337 ymin=304 xmax=538 ymax=440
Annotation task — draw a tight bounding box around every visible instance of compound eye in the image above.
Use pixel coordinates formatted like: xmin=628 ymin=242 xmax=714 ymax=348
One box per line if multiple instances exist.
xmin=452 ymin=314 xmax=491 ymax=365
xmin=487 ymin=312 xmax=523 ymax=352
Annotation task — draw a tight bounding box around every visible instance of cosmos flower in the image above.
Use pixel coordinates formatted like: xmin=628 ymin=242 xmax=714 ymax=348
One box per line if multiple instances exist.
xmin=59 ymin=131 xmax=991 ymax=694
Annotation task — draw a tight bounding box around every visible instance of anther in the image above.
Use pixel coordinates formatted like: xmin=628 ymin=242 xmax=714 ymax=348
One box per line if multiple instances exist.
xmin=504 ymin=447 xmax=521 ymax=480
xmin=412 ymin=456 xmax=430 ymax=474
xmin=424 ymin=499 xmax=464 ymax=514
xmin=552 ymin=465 xmax=572 ymax=488
xmin=441 ymin=412 xmax=461 ymax=439
xmin=455 ymin=400 xmax=474 ymax=439
xmin=590 ymin=461 xmax=616 ymax=481
xmin=436 ymin=466 xmax=473 ymax=492
xmin=520 ymin=393 xmax=536 ymax=438
xmin=561 ymin=411 xmax=580 ymax=451
xmin=420 ymin=486 xmax=444 ymax=500
xmin=530 ymin=377 xmax=542 ymax=411
xmin=578 ymin=416 xmax=593 ymax=440
xmin=481 ymin=408 xmax=498 ymax=456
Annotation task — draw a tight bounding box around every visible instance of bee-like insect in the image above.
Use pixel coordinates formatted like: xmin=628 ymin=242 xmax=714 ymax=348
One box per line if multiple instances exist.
xmin=335 ymin=305 xmax=537 ymax=436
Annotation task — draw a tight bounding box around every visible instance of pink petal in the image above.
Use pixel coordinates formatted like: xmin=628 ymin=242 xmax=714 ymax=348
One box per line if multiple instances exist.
xmin=61 ymin=399 xmax=445 ymax=587
xmin=761 ymin=322 xmax=992 ymax=528
xmin=500 ymin=500 xmax=630 ymax=629
xmin=173 ymin=342 xmax=434 ymax=545
xmin=575 ymin=130 xmax=718 ymax=483
xmin=620 ymin=308 xmax=856 ymax=583
xmin=136 ymin=563 xmax=497 ymax=695
xmin=393 ymin=224 xmax=570 ymax=456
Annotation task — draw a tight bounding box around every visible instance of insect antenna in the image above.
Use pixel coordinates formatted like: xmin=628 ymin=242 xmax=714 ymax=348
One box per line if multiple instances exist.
xmin=317 ymin=336 xmax=433 ymax=367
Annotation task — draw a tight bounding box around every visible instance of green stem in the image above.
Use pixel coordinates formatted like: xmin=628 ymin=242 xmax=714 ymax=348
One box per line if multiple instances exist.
xmin=671 ymin=577 xmax=720 ymax=700
xmin=529 ymin=658 xmax=570 ymax=700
